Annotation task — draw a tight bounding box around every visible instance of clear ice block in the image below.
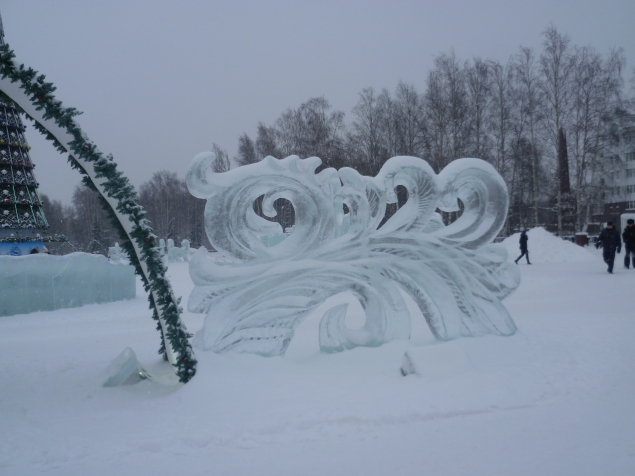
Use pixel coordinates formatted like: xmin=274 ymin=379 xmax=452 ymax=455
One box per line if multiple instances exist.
xmin=0 ymin=252 xmax=136 ymax=317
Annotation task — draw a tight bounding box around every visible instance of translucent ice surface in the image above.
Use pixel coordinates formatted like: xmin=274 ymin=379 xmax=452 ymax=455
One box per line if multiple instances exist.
xmin=167 ymin=239 xmax=177 ymax=262
xmin=186 ymin=154 xmax=520 ymax=356
xmin=181 ymin=239 xmax=190 ymax=262
xmin=167 ymin=239 xmax=190 ymax=262
xmin=0 ymin=252 xmax=136 ymax=317
xmin=108 ymin=243 xmax=124 ymax=263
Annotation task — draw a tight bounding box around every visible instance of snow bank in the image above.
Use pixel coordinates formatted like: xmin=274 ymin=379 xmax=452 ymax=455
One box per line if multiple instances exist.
xmin=502 ymin=227 xmax=596 ymax=263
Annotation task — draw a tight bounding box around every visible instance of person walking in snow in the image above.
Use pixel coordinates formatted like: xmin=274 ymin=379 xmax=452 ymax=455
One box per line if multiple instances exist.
xmin=622 ymin=218 xmax=635 ymax=269
xmin=514 ymin=228 xmax=531 ymax=265
xmin=596 ymin=221 xmax=621 ymax=274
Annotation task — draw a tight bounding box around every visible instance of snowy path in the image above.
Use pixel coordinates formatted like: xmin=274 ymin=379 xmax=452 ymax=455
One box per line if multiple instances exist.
xmin=1 ymin=249 xmax=634 ymax=475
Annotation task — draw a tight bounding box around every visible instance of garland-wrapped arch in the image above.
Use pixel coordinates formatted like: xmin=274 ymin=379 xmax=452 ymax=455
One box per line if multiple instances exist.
xmin=0 ymin=43 xmax=196 ymax=383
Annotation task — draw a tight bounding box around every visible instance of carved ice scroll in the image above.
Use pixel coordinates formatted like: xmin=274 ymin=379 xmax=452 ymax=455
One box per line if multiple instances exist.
xmin=186 ymin=154 xmax=520 ymax=356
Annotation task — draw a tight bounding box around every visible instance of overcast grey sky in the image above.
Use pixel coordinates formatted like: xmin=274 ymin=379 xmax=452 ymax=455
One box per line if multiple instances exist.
xmin=2 ymin=0 xmax=634 ymax=204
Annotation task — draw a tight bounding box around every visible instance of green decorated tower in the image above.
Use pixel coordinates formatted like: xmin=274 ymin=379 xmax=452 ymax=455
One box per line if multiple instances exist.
xmin=0 ymin=12 xmax=50 ymax=246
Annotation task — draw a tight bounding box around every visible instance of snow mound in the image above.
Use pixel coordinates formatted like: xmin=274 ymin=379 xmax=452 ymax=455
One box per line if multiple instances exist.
xmin=502 ymin=227 xmax=596 ymax=263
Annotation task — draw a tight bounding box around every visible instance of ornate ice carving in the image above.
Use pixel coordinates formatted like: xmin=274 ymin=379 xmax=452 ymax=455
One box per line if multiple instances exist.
xmin=186 ymin=154 xmax=520 ymax=356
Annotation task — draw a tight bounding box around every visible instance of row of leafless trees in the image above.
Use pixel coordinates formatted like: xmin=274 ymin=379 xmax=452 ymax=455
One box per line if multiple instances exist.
xmin=42 ymin=171 xmax=210 ymax=253
xmin=43 ymin=26 xmax=633 ymax=250
xmin=226 ymin=26 xmax=631 ymax=235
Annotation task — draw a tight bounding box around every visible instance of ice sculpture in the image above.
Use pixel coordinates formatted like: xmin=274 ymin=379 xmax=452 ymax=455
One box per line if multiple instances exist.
xmin=167 ymin=238 xmax=191 ymax=262
xmin=108 ymin=242 xmax=124 ymax=263
xmin=186 ymin=153 xmax=520 ymax=356
xmin=157 ymin=238 xmax=168 ymax=265
xmin=167 ymin=239 xmax=177 ymax=262
xmin=181 ymin=239 xmax=190 ymax=262
xmin=0 ymin=252 xmax=136 ymax=317
xmin=260 ymin=231 xmax=287 ymax=248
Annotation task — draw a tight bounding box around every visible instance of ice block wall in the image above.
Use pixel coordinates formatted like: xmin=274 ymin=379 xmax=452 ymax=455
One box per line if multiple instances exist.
xmin=0 ymin=252 xmax=136 ymax=317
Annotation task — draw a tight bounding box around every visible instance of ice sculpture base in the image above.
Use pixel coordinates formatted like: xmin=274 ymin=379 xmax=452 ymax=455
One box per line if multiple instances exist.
xmin=0 ymin=252 xmax=136 ymax=317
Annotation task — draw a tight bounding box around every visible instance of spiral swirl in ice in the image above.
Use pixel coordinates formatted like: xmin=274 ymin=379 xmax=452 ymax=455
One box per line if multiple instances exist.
xmin=186 ymin=153 xmax=519 ymax=356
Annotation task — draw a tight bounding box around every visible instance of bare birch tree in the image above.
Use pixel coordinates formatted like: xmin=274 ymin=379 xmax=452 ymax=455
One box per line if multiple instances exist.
xmin=393 ymin=82 xmax=425 ymax=157
xmin=540 ymin=26 xmax=573 ymax=235
xmin=514 ymin=47 xmax=544 ymax=226
xmin=256 ymin=123 xmax=279 ymax=159
xmin=235 ymin=133 xmax=258 ymax=166
xmin=422 ymin=52 xmax=470 ymax=172
xmin=465 ymin=58 xmax=491 ymax=158
xmin=569 ymin=46 xmax=625 ymax=230
xmin=349 ymin=87 xmax=387 ymax=175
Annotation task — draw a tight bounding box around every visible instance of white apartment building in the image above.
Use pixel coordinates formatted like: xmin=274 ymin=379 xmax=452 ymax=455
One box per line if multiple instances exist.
xmin=604 ymin=114 xmax=635 ymax=226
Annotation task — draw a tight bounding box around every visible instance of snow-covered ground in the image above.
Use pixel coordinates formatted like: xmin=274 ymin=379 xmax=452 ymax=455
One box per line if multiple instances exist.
xmin=1 ymin=233 xmax=634 ymax=475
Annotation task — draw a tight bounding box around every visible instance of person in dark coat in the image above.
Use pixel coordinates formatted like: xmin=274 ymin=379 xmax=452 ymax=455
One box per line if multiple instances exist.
xmin=514 ymin=228 xmax=531 ymax=264
xmin=622 ymin=218 xmax=635 ymax=269
xmin=596 ymin=222 xmax=621 ymax=274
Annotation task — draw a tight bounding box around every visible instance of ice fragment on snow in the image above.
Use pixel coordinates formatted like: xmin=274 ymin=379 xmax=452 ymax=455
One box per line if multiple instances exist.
xmin=103 ymin=347 xmax=148 ymax=387
xmin=102 ymin=347 xmax=182 ymax=387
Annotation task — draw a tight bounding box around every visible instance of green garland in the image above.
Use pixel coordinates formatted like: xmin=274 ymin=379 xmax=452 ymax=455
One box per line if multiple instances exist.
xmin=0 ymin=43 xmax=196 ymax=383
